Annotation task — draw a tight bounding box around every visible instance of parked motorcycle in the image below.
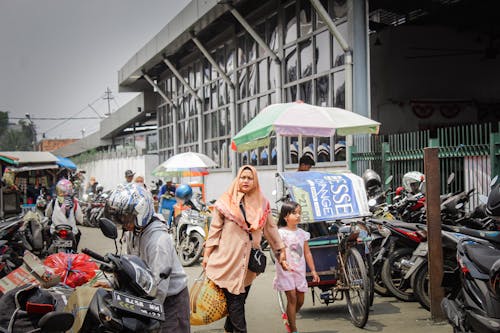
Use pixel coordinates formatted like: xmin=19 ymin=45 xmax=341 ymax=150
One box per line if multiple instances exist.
xmin=172 ymin=192 xmax=211 ymax=267
xmin=78 ymin=218 xmax=165 ymax=332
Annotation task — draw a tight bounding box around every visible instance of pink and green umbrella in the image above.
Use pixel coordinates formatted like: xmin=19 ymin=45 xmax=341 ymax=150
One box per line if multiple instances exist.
xmin=231 ymin=102 xmax=381 ymax=152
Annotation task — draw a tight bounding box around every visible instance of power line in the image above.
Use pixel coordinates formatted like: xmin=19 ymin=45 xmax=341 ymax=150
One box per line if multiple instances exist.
xmin=10 ymin=116 xmax=101 ymax=120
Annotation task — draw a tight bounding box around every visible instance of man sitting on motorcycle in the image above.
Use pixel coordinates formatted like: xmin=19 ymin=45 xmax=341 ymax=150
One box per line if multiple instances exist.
xmin=45 ymin=179 xmax=82 ymax=249
xmin=158 ymin=177 xmax=177 ymax=227
xmin=105 ymin=183 xmax=190 ymax=333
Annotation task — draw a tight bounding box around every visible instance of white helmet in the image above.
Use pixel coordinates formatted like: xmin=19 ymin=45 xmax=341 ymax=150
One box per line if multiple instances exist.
xmin=402 ymin=171 xmax=424 ymax=193
xmin=106 ymin=183 xmax=154 ymax=229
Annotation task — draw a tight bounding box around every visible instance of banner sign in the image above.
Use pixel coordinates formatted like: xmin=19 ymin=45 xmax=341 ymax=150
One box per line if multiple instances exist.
xmin=279 ymin=171 xmax=370 ymax=223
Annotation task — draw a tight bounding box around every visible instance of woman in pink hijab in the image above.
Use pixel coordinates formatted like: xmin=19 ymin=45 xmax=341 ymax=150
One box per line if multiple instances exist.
xmin=203 ymin=165 xmax=289 ymax=332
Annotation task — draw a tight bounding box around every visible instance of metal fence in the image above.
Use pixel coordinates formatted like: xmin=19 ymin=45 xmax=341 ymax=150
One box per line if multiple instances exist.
xmin=352 ymin=122 xmax=500 ymax=210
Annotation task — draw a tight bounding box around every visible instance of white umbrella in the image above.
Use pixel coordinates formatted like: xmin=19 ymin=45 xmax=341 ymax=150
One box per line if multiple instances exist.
xmin=152 ymin=152 xmax=218 ymax=177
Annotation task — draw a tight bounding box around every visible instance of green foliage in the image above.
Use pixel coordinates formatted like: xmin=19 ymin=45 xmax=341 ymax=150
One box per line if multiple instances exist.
xmin=0 ymin=114 xmax=35 ymax=151
xmin=0 ymin=111 xmax=8 ymax=133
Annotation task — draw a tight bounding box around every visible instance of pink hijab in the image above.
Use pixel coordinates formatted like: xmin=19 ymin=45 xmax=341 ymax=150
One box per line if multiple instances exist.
xmin=215 ymin=165 xmax=270 ymax=231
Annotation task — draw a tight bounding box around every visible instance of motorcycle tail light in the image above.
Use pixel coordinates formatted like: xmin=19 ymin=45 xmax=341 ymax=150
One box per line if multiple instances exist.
xmin=394 ymin=228 xmax=425 ymax=243
xmin=58 ymin=229 xmax=69 ymax=239
xmin=457 ymin=256 xmax=469 ymax=274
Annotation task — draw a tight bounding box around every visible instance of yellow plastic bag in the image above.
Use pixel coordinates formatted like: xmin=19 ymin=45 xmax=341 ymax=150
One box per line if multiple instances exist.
xmin=190 ymin=272 xmax=227 ymax=325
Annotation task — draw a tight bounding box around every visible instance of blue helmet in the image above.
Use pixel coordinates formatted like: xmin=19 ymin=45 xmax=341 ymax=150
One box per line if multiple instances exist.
xmin=175 ymin=184 xmax=193 ymax=202
xmin=106 ymin=183 xmax=154 ymax=229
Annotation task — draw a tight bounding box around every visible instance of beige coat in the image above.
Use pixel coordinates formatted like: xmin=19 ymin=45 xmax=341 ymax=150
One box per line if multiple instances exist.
xmin=205 ymin=209 xmax=284 ymax=294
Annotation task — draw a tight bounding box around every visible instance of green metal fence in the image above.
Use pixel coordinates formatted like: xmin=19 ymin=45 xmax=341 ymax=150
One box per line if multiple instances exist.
xmin=352 ymin=122 xmax=500 ymax=209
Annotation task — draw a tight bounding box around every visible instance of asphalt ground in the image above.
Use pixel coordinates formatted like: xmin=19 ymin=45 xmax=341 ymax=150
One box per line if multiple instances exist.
xmin=78 ymin=225 xmax=453 ymax=333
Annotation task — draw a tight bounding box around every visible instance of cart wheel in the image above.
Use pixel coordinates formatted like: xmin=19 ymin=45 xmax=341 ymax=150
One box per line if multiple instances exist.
xmin=277 ymin=291 xmax=291 ymax=333
xmin=344 ymin=247 xmax=370 ymax=328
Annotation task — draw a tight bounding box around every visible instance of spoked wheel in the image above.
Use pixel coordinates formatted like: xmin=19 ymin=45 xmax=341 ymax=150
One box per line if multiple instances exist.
xmin=365 ymin=252 xmax=375 ymax=306
xmin=177 ymin=232 xmax=204 ymax=267
xmin=277 ymin=290 xmax=291 ymax=333
xmin=344 ymin=247 xmax=370 ymax=328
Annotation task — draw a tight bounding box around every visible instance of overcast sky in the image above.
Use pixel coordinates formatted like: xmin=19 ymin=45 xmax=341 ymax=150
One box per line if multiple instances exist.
xmin=0 ymin=0 xmax=189 ymax=139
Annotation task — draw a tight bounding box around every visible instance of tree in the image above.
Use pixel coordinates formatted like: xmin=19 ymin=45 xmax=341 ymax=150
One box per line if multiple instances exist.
xmin=0 ymin=115 xmax=35 ymax=151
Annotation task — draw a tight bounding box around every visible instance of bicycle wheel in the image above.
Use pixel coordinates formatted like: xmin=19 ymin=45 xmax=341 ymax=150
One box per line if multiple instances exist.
xmin=365 ymin=252 xmax=375 ymax=306
xmin=344 ymin=247 xmax=370 ymax=328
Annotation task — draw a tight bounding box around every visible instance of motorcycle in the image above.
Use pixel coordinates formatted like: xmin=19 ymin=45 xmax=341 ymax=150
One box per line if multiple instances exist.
xmin=0 ymin=216 xmax=26 ymax=277
xmin=171 ymin=193 xmax=212 ymax=267
xmin=441 ymin=234 xmax=500 ymax=332
xmin=78 ymin=218 xmax=165 ymax=332
xmin=46 ymin=224 xmax=78 ymax=254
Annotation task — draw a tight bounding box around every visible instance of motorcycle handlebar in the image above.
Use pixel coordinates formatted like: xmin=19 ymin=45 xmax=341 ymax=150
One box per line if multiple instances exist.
xmin=82 ymin=248 xmax=107 ymax=263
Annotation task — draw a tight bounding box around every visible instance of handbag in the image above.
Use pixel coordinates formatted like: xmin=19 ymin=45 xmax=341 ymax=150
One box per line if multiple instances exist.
xmin=189 ymin=272 xmax=227 ymax=325
xmin=240 ymin=201 xmax=267 ymax=274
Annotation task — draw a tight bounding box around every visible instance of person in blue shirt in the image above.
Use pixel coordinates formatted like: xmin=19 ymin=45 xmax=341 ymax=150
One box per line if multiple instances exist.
xmin=158 ymin=178 xmax=177 ymax=227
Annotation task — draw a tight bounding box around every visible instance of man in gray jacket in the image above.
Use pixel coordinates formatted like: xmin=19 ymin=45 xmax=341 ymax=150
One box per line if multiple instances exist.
xmin=105 ymin=183 xmax=190 ymax=332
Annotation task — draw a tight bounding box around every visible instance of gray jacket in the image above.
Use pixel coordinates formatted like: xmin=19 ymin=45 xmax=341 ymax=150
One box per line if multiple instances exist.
xmin=127 ymin=220 xmax=187 ymax=303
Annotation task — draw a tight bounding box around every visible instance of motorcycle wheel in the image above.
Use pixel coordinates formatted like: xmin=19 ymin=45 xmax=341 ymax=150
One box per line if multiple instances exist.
xmin=413 ymin=259 xmax=457 ymax=312
xmin=178 ymin=232 xmax=204 ymax=267
xmin=381 ymin=247 xmax=416 ymax=301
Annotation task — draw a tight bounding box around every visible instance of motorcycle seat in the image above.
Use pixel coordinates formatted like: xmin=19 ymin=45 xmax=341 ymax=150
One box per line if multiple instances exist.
xmin=464 ymin=243 xmax=500 ymax=274
xmin=455 ymin=227 xmax=500 ymax=244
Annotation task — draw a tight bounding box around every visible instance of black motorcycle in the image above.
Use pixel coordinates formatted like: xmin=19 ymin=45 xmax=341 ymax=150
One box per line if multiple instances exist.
xmin=78 ymin=218 xmax=165 ymax=332
xmin=442 ymin=234 xmax=500 ymax=332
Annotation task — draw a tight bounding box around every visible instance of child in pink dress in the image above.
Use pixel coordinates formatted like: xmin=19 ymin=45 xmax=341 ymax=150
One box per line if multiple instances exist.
xmin=274 ymin=201 xmax=320 ymax=333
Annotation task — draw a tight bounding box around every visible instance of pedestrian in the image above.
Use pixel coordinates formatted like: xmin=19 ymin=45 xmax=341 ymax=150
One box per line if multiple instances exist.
xmin=45 ymin=178 xmax=82 ymax=249
xmin=202 ymin=165 xmax=289 ymax=333
xmin=103 ymin=183 xmax=190 ymax=332
xmin=85 ymin=176 xmax=98 ymax=194
xmin=297 ymin=154 xmax=315 ymax=171
xmin=134 ymin=175 xmax=146 ymax=188
xmin=124 ymin=169 xmax=135 ymax=184
xmin=274 ymin=201 xmax=319 ymax=333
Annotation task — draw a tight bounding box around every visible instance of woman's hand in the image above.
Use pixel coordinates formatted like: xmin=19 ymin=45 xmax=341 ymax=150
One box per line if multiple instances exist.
xmin=201 ymin=256 xmax=209 ymax=270
xmin=311 ymin=271 xmax=320 ymax=283
xmin=93 ymin=281 xmax=111 ymax=288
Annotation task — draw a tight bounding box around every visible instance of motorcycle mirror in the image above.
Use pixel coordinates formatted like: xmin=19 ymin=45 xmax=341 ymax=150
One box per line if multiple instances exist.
xmin=447 ymin=172 xmax=455 ymax=186
xmin=491 ymin=175 xmax=499 ymax=188
xmin=384 ymin=175 xmax=393 ymax=185
xmin=99 ymin=218 xmax=118 ymax=240
xmin=479 ymin=194 xmax=488 ymax=204
xmin=38 ymin=311 xmax=75 ymax=332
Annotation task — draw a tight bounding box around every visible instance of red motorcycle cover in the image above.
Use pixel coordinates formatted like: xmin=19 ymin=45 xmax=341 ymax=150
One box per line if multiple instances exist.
xmin=44 ymin=253 xmax=98 ymax=288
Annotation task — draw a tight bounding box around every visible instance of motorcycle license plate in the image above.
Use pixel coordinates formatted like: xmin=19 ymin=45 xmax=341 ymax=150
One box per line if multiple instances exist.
xmin=53 ymin=240 xmax=73 ymax=248
xmin=112 ymin=290 xmax=165 ymax=321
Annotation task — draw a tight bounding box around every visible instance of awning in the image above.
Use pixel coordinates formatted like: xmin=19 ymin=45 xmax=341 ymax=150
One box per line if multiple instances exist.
xmin=0 ymin=153 xmax=18 ymax=165
xmin=0 ymin=151 xmax=58 ymax=164
xmin=7 ymin=164 xmax=59 ymax=173
xmin=56 ymin=156 xmax=77 ymax=170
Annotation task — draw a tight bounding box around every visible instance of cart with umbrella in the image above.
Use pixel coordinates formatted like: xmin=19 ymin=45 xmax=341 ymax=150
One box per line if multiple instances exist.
xmin=231 ymin=102 xmax=380 ymax=329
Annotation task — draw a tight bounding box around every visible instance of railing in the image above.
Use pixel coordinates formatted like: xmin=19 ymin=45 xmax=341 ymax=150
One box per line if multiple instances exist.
xmin=352 ymin=122 xmax=500 ymax=210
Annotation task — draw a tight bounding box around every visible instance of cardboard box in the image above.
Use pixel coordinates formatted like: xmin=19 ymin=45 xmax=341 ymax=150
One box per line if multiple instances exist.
xmin=0 ymin=250 xmax=60 ymax=294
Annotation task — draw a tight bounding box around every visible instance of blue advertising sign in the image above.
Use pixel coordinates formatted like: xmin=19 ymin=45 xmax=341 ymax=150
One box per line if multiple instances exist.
xmin=279 ymin=172 xmax=369 ymax=222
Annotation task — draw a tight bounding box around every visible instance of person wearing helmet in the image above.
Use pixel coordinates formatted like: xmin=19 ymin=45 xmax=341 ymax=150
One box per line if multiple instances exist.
xmin=45 ymin=178 xmax=82 ymax=247
xmin=105 ymin=183 xmax=190 ymax=332
xmin=158 ymin=177 xmax=177 ymax=227
xmin=175 ymin=184 xmax=199 ymax=211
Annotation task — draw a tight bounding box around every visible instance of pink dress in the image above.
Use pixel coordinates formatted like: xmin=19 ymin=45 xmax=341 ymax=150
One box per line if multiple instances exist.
xmin=273 ymin=228 xmax=310 ymax=292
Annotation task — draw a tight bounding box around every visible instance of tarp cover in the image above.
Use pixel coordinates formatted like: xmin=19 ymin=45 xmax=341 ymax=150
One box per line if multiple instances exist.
xmin=56 ymin=156 xmax=77 ymax=170
xmin=279 ymin=171 xmax=370 ymax=222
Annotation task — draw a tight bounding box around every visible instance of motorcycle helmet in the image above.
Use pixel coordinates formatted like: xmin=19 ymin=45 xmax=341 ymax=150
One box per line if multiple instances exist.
xmin=36 ymin=195 xmax=47 ymax=209
xmin=402 ymin=171 xmax=425 ymax=194
xmin=486 ymin=183 xmax=500 ymax=218
xmin=96 ymin=185 xmax=104 ymax=194
xmin=106 ymin=183 xmax=154 ymax=229
xmin=55 ymin=179 xmax=74 ymax=197
xmin=362 ymin=169 xmax=382 ymax=191
xmin=175 ymin=184 xmax=193 ymax=203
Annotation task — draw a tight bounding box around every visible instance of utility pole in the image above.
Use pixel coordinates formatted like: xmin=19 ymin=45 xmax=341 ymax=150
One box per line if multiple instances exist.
xmin=25 ymin=113 xmax=37 ymax=151
xmin=103 ymin=87 xmax=114 ymax=116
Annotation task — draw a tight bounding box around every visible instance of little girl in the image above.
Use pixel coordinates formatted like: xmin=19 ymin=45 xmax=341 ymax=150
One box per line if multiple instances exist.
xmin=274 ymin=201 xmax=320 ymax=333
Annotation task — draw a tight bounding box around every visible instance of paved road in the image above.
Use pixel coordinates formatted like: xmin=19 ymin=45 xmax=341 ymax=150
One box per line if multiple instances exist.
xmin=78 ymin=226 xmax=452 ymax=333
